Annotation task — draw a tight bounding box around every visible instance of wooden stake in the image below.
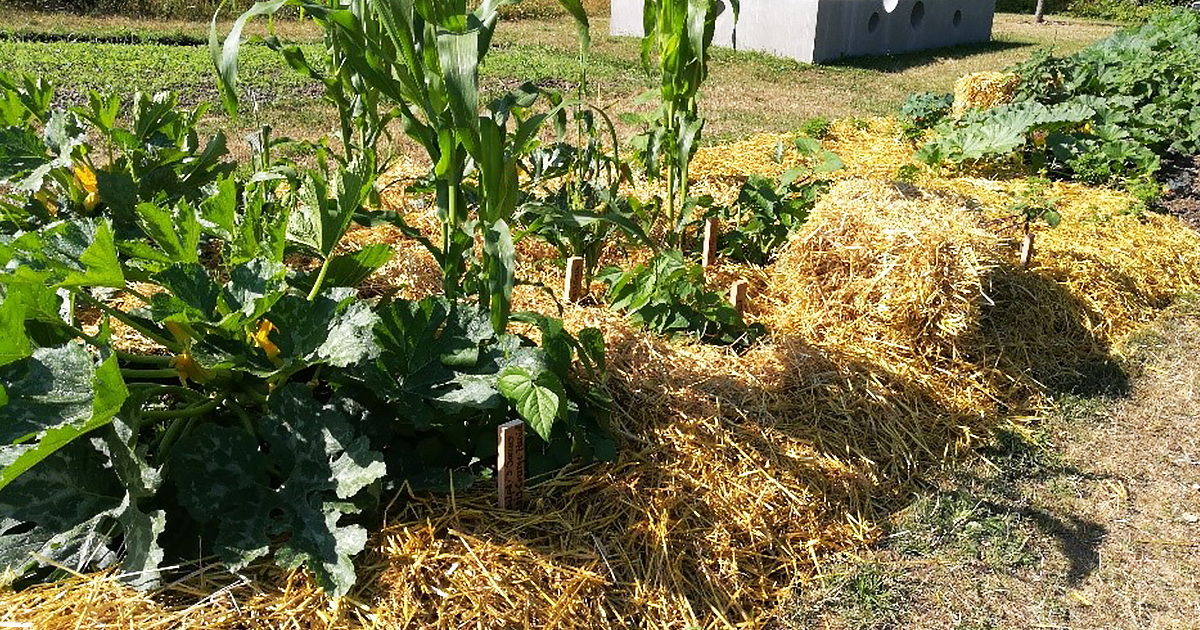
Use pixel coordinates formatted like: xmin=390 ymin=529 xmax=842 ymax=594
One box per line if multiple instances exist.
xmin=1020 ymin=232 xmax=1035 ymax=268
xmin=730 ymin=280 xmax=750 ymax=314
xmin=702 ymin=218 xmax=719 ymax=267
xmin=497 ymin=420 xmax=525 ymax=510
xmin=564 ymin=256 xmax=585 ymax=303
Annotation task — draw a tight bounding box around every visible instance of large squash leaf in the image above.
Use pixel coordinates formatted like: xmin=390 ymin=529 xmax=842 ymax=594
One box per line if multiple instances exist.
xmin=0 ymin=419 xmax=164 ymax=589
xmin=0 ymin=218 xmax=124 ymax=290
xmin=0 ymin=343 xmax=128 ymax=493
xmin=359 ymin=297 xmax=507 ymax=429
xmin=170 ymin=384 xmax=386 ymax=596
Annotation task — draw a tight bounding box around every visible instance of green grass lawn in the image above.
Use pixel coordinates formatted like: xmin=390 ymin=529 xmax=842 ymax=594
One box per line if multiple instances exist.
xmin=0 ymin=9 xmax=1118 ymax=149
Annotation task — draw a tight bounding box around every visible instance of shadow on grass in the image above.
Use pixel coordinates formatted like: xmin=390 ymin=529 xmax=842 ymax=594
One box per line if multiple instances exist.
xmin=905 ymin=425 xmax=1112 ymax=586
xmin=827 ymin=39 xmax=1033 ymax=74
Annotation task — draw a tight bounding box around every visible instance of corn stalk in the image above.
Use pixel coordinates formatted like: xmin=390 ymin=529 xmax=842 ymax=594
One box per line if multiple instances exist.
xmin=213 ymin=0 xmax=590 ymax=333
xmin=639 ymin=0 xmax=735 ymax=248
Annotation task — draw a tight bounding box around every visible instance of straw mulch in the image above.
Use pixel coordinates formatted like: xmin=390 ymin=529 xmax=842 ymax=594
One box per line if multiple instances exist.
xmin=951 ymin=71 xmax=1020 ymax=118
xmin=6 ymin=116 xmax=1200 ymax=629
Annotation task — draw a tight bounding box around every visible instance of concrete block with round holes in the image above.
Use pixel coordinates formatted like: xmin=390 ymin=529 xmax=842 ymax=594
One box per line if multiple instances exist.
xmin=610 ymin=0 xmax=996 ymax=64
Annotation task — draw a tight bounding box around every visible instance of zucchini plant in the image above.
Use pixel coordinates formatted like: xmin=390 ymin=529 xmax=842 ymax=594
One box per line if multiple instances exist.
xmin=898 ymin=91 xmax=953 ymax=141
xmin=0 ymin=169 xmax=389 ymax=594
xmin=0 ymin=77 xmax=613 ymax=595
xmin=917 ymin=9 xmax=1200 ymax=191
xmin=0 ymin=71 xmax=235 ymax=234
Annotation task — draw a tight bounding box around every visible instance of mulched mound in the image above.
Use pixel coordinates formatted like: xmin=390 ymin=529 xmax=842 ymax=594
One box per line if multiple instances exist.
xmin=5 ymin=117 xmax=1200 ymax=629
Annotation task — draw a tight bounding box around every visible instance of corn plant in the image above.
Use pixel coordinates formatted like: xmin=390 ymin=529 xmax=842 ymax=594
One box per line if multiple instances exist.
xmin=629 ymin=0 xmax=736 ymax=248
xmin=514 ymin=40 xmax=651 ymax=288
xmin=214 ymin=0 xmax=590 ymax=333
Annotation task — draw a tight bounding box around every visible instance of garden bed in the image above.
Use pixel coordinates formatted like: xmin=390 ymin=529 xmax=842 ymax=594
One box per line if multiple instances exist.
xmin=4 ymin=6 xmax=1200 ymax=629
xmin=4 ymin=115 xmax=1199 ymax=628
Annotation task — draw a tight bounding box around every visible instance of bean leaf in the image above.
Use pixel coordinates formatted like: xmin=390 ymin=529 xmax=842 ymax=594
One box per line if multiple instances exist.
xmin=497 ymin=366 xmax=566 ymax=441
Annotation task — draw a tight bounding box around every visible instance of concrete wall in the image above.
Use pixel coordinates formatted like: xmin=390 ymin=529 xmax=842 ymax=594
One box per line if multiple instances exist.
xmin=610 ymin=0 xmax=997 ymax=64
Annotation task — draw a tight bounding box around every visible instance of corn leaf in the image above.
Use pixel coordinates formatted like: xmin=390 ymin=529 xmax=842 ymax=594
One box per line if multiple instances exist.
xmin=436 ymin=29 xmax=481 ymax=142
xmin=211 ymin=0 xmax=291 ymax=119
xmin=482 ymin=218 xmax=515 ymax=334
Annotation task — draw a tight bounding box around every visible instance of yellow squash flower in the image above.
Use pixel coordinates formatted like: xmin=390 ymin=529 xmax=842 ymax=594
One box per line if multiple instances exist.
xmin=73 ymin=164 xmax=100 ymax=211
xmin=251 ymin=319 xmax=282 ymax=365
xmin=170 ymin=353 xmax=213 ymax=385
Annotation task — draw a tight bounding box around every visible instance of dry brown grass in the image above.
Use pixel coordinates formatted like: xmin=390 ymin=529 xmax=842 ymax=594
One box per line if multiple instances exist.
xmin=800 ymin=303 xmax=1200 ymax=630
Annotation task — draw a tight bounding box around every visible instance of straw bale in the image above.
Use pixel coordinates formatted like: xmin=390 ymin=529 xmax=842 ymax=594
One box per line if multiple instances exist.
xmin=952 ymin=71 xmax=1020 ymax=118
xmin=766 ymin=179 xmax=1005 ymax=427
xmin=690 ymin=133 xmax=798 ymax=181
xmin=926 ymin=175 xmax=1200 ymax=349
xmin=9 ymin=113 xmax=1200 ymax=629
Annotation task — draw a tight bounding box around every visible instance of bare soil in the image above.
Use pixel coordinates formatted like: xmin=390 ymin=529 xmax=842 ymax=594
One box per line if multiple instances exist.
xmin=790 ymin=299 xmax=1200 ymax=630
xmin=1157 ymin=154 xmax=1200 ymax=233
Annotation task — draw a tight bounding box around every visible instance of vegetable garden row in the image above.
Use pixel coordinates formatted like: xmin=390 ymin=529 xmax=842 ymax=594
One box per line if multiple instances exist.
xmin=3 ymin=2 xmax=1200 ymax=626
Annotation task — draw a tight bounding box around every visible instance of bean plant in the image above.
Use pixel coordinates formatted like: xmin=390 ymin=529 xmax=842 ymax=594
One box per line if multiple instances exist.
xmin=597 ymin=249 xmax=764 ymax=347
xmin=705 ymin=137 xmax=841 ymax=266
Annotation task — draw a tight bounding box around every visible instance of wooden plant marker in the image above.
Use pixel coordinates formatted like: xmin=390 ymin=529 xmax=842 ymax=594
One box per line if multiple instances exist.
xmin=497 ymin=420 xmax=525 ymax=510
xmin=1020 ymin=232 xmax=1035 ymax=268
xmin=702 ymin=218 xmax=719 ymax=267
xmin=730 ymin=280 xmax=750 ymax=314
xmin=564 ymin=256 xmax=585 ymax=303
